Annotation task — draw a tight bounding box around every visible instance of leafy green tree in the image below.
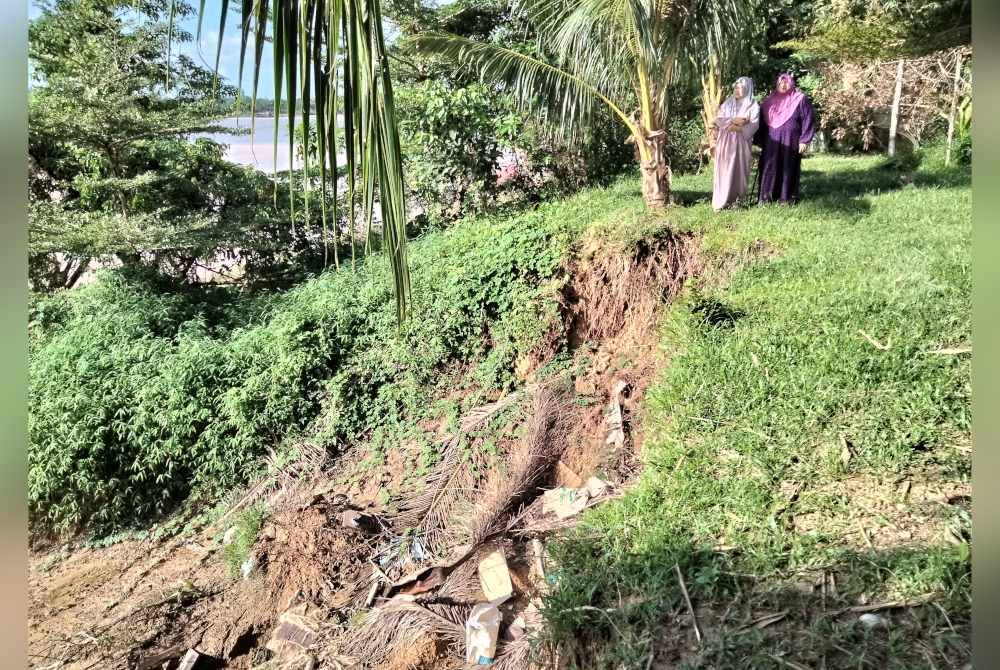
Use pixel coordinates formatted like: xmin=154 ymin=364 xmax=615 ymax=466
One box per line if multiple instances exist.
xmin=777 ymin=0 xmax=970 ymax=61
xmin=29 ymin=0 xmax=349 ymax=292
xmin=408 ymin=0 xmax=759 ymax=208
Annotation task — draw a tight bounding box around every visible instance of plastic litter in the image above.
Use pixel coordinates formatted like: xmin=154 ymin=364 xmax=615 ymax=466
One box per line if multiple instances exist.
xmin=465 ymin=601 xmax=502 ymax=665
xmin=240 ymin=556 xmax=257 ymax=580
xmin=858 ymin=613 xmax=889 ymax=629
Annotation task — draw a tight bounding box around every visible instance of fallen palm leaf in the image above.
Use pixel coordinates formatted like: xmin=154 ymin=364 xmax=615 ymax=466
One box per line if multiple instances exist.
xmin=390 ymin=390 xmax=525 ymax=552
xmin=858 ymin=330 xmax=891 ymax=350
xmin=459 ymin=388 xmax=566 ymax=549
xmin=739 ymin=610 xmax=788 ymax=630
xmin=835 ymin=594 xmax=936 ymax=615
xmin=340 ymin=599 xmax=470 ymax=668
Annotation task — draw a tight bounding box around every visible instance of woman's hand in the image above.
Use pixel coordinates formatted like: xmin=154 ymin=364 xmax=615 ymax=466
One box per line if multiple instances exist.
xmin=798 ymin=142 xmax=808 ymax=154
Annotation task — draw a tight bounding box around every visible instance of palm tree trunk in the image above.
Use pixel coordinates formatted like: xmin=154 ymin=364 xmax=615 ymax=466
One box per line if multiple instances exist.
xmin=888 ymin=60 xmax=904 ymax=157
xmin=640 ymin=132 xmax=670 ymax=208
xmin=945 ymin=51 xmax=964 ymax=167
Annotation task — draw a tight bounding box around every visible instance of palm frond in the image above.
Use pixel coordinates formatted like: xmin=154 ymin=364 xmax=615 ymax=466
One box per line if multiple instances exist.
xmin=410 ymin=31 xmax=642 ymax=145
xmin=200 ymin=0 xmax=411 ymax=321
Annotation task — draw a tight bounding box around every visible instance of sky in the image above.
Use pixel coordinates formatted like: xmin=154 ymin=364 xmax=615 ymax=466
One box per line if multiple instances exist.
xmin=28 ymin=0 xmax=276 ymax=95
xmin=28 ymin=0 xmax=417 ymax=98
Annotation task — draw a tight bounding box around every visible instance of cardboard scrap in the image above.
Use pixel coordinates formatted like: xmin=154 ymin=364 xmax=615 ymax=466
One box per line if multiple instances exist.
xmin=555 ymin=460 xmax=584 ymax=489
xmin=605 ymin=380 xmax=629 ymax=448
xmin=339 ymin=510 xmax=362 ymax=528
xmin=541 ymin=487 xmax=589 ymax=519
xmin=178 ymin=649 xmax=202 ymax=670
xmin=266 ymin=604 xmax=320 ymax=655
xmin=478 ymin=550 xmax=513 ymax=602
xmin=542 ymin=476 xmax=613 ymax=520
xmin=582 ymin=476 xmax=609 ymax=498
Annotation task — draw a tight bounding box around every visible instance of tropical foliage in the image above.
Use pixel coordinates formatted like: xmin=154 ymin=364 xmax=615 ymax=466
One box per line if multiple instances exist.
xmin=28 ymin=180 xmax=633 ymax=532
xmin=776 ymin=0 xmax=970 ymax=61
xmin=202 ymin=0 xmax=414 ymax=318
xmin=28 ymin=0 xmax=348 ymax=292
xmin=409 ymin=0 xmax=760 ymax=208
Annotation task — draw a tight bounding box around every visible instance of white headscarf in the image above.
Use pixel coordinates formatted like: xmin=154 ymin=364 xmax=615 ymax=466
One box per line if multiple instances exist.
xmin=719 ymin=76 xmax=758 ymax=118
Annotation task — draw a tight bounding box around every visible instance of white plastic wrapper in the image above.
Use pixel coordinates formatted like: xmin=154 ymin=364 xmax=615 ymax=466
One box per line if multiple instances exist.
xmin=465 ymin=601 xmax=501 ymax=665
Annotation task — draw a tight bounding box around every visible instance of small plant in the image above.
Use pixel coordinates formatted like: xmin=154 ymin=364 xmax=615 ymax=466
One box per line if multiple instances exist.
xmin=222 ymin=505 xmax=266 ymax=578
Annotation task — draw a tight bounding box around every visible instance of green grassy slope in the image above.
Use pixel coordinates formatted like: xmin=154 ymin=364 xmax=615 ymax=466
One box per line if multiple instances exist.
xmin=543 ymin=153 xmax=971 ymax=669
xmin=28 ymin=176 xmax=649 ymax=533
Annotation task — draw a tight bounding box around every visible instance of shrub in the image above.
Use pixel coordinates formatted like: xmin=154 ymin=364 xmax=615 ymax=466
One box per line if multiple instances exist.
xmin=28 ymin=194 xmax=612 ymax=533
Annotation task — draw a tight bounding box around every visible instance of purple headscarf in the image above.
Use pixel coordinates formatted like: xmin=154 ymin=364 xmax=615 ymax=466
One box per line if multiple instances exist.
xmin=761 ymin=73 xmax=805 ymax=129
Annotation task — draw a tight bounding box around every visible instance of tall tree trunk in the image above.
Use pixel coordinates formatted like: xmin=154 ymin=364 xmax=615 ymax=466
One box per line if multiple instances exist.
xmin=945 ymin=51 xmax=964 ymax=167
xmin=888 ymin=60 xmax=904 ymax=157
xmin=640 ymin=132 xmax=670 ymax=209
xmin=64 ymin=257 xmax=90 ymax=289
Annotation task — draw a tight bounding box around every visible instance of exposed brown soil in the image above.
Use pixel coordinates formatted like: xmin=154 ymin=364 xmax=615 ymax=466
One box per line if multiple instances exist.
xmin=28 ymin=228 xmax=698 ymax=670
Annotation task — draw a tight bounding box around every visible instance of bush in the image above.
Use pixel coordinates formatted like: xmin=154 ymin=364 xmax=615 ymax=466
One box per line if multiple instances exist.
xmin=666 ymin=115 xmax=707 ymax=175
xmin=396 ymin=80 xmax=506 ymax=222
xmin=395 ymin=79 xmax=634 ymax=224
xmin=29 ymin=190 xmax=626 ymax=533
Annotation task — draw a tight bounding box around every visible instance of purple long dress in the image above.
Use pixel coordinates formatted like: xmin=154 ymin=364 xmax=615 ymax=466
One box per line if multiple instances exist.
xmin=753 ymin=96 xmax=816 ymax=204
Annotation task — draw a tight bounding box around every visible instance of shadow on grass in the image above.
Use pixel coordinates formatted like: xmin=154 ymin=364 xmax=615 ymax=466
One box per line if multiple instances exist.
xmin=541 ymin=538 xmax=970 ymax=670
xmin=670 ymin=155 xmax=970 ymax=218
xmin=673 ymin=189 xmax=713 ymax=207
xmin=691 ymin=297 xmax=746 ymax=329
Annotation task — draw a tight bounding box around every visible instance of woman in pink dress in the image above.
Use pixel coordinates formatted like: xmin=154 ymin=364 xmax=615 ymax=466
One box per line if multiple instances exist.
xmin=712 ymin=77 xmax=760 ymax=212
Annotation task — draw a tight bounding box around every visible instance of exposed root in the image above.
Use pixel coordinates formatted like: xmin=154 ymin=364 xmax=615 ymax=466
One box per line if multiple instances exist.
xmin=564 ymin=229 xmax=699 ymax=348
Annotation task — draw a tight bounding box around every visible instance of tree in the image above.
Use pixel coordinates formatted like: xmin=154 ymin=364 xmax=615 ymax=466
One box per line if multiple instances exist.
xmin=29 ymin=0 xmax=261 ymax=287
xmin=776 ymin=0 xmax=970 ymax=61
xmin=405 ymin=0 xmax=758 ymax=208
xmin=30 ymin=0 xmax=354 ymax=292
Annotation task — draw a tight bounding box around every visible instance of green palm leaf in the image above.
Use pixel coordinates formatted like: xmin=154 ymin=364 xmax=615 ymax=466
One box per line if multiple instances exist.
xmin=412 ymin=0 xmax=758 ymax=208
xmin=196 ymin=0 xmax=411 ymax=320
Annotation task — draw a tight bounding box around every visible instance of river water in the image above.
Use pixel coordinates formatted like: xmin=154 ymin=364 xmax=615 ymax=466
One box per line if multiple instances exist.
xmin=191 ymin=115 xmax=346 ymax=174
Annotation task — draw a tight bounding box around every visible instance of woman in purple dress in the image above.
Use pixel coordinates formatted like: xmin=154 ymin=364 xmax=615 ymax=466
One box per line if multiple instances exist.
xmin=754 ymin=73 xmax=816 ymax=204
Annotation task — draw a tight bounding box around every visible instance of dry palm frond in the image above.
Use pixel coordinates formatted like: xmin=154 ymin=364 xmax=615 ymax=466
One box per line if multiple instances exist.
xmin=339 ymin=600 xmax=471 ymax=667
xmin=458 ymin=388 xmax=566 ymax=549
xmin=390 ymin=391 xmax=526 ymax=551
xmin=437 ymin=545 xmax=488 ymax=602
xmin=495 ymin=636 xmax=534 ymax=670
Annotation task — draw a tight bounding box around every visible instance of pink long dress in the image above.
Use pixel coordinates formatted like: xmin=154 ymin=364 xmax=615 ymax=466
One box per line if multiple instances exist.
xmin=712 ymin=103 xmax=760 ymax=211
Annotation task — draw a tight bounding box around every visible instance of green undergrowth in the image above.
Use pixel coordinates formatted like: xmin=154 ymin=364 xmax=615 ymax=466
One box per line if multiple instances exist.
xmin=29 ymin=176 xmax=651 ymax=535
xmin=542 ymin=150 xmax=971 ymax=668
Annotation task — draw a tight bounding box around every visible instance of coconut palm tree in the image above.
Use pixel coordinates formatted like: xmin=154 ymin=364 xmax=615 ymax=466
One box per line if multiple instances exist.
xmin=410 ymin=0 xmax=757 ymax=208
xmin=192 ymin=0 xmax=412 ymax=319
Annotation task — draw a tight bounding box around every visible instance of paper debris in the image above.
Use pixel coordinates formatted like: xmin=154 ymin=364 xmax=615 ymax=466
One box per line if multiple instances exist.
xmin=478 ymin=551 xmax=513 ymax=602
xmin=465 ymin=602 xmax=501 ymax=665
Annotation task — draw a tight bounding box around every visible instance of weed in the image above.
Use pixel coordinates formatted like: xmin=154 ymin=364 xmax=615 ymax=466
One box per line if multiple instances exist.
xmin=222 ymin=505 xmax=266 ymax=578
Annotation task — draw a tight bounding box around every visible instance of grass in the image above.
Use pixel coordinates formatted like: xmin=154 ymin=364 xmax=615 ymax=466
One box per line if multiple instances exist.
xmin=223 ymin=505 xmax=267 ymax=577
xmin=541 ymin=150 xmax=971 ymax=669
